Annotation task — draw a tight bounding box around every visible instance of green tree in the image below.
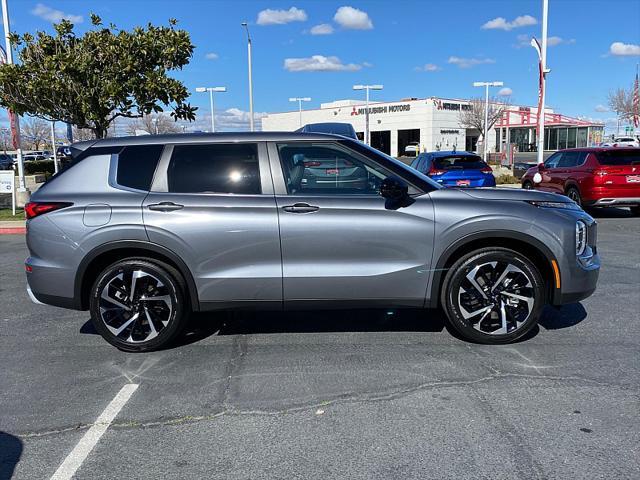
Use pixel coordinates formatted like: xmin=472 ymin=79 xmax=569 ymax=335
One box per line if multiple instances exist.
xmin=0 ymin=14 xmax=196 ymax=139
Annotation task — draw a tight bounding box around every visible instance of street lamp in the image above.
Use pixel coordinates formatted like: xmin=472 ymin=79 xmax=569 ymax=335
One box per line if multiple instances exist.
xmin=241 ymin=22 xmax=254 ymax=132
xmin=196 ymin=86 xmax=227 ymax=132
xmin=531 ymin=0 xmax=550 ymax=169
xmin=353 ymin=84 xmax=383 ymax=145
xmin=289 ymin=97 xmax=311 ymax=127
xmin=151 ymin=117 xmax=159 ymax=135
xmin=472 ymin=81 xmax=504 ymax=162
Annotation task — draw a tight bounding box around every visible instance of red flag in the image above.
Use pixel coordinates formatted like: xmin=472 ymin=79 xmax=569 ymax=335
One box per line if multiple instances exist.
xmin=9 ymin=111 xmax=20 ymax=150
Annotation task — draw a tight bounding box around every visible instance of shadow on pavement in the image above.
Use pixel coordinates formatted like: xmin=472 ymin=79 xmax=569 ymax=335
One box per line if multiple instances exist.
xmin=0 ymin=431 xmax=22 ymax=480
xmin=538 ymin=303 xmax=588 ymax=330
xmin=586 ymin=207 xmax=634 ymax=219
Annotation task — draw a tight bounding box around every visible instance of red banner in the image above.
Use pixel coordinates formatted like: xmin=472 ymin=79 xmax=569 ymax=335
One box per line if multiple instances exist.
xmin=9 ymin=110 xmax=20 ymax=150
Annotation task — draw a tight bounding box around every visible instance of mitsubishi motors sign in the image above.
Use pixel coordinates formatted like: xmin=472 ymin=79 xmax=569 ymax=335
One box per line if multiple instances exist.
xmin=350 ymin=103 xmax=411 ymax=116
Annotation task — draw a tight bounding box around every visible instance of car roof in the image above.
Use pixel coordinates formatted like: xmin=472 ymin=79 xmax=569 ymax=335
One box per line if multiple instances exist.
xmin=556 ymin=147 xmax=640 ymax=152
xmin=422 ymin=150 xmax=480 ymax=158
xmin=83 ymin=132 xmax=346 ymax=151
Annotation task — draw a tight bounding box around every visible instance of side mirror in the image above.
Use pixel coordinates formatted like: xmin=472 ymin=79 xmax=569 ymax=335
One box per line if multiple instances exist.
xmin=380 ymin=176 xmax=408 ymax=200
xmin=537 ymin=163 xmax=545 ymax=171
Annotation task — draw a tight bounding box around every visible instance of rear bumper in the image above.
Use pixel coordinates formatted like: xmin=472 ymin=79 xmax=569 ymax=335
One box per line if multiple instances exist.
xmin=584 ymin=197 xmax=640 ymax=207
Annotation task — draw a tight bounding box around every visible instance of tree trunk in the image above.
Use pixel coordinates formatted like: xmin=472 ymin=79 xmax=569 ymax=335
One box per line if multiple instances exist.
xmin=92 ymin=125 xmax=108 ymax=139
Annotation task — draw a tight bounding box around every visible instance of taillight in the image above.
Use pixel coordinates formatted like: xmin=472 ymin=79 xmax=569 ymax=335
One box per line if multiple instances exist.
xmin=24 ymin=202 xmax=72 ymax=219
xmin=304 ymin=161 xmax=321 ymax=167
xmin=429 ymin=166 xmax=446 ymax=176
xmin=480 ymin=166 xmax=493 ymax=173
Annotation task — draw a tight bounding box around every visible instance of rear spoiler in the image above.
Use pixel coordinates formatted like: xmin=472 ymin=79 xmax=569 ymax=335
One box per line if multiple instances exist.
xmin=69 ymin=140 xmax=98 ymax=159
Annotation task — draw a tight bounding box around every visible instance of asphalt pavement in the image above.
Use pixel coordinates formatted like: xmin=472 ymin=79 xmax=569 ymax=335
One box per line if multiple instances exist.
xmin=1 ymin=208 xmax=639 ymax=479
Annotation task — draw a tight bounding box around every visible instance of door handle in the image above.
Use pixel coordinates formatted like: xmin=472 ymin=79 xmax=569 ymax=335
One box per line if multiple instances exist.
xmin=282 ymin=203 xmax=320 ymax=213
xmin=148 ymin=202 xmax=184 ymax=212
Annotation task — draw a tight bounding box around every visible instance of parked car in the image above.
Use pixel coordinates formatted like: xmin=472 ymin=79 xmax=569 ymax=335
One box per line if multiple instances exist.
xmin=404 ymin=142 xmax=420 ymax=156
xmin=25 ymin=132 xmax=599 ymax=351
xmin=410 ymin=151 xmax=496 ymax=187
xmin=295 ymin=122 xmax=358 ymax=140
xmin=0 ymin=153 xmax=14 ymax=170
xmin=23 ymin=153 xmax=46 ymax=161
xmin=521 ymin=147 xmax=640 ymax=215
xmin=56 ymin=145 xmax=72 ymax=159
xmin=600 ymin=137 xmax=639 ymax=148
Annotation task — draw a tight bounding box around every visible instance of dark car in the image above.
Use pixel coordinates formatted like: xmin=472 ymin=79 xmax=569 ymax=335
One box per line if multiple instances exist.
xmin=0 ymin=153 xmax=14 ymax=170
xmin=410 ymin=151 xmax=496 ymax=187
xmin=521 ymin=147 xmax=640 ymax=215
xmin=296 ymin=122 xmax=358 ymax=140
xmin=56 ymin=145 xmax=72 ymax=159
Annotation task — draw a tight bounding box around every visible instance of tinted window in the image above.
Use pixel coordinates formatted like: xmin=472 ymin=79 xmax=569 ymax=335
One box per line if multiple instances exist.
xmin=596 ymin=150 xmax=640 ymax=166
xmin=116 ymin=145 xmax=163 ymax=191
xmin=544 ymin=153 xmax=561 ymax=168
xmin=433 ymin=155 xmax=487 ymax=170
xmin=556 ymin=151 xmax=584 ymax=168
xmin=167 ymin=143 xmax=260 ymax=194
xmin=277 ymin=142 xmax=394 ymax=195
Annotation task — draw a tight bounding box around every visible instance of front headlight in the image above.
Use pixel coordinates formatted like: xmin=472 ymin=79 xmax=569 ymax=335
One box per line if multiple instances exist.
xmin=576 ymin=220 xmax=587 ymax=256
xmin=527 ymin=200 xmax=581 ymax=211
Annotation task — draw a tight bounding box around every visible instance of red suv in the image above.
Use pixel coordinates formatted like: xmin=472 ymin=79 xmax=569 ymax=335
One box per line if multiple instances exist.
xmin=521 ymin=148 xmax=640 ymax=215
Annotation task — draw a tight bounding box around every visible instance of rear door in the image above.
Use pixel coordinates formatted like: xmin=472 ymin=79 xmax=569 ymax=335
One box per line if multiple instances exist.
xmin=268 ymin=140 xmax=435 ymax=306
xmin=143 ymin=142 xmax=282 ymax=305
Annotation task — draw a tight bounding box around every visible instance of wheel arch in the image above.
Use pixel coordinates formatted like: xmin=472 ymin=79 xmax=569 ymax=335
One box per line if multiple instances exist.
xmin=76 ymin=240 xmax=200 ymax=311
xmin=427 ymin=230 xmax=560 ymax=309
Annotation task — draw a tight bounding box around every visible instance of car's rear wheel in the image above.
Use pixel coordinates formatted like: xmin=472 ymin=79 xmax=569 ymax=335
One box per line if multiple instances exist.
xmin=566 ymin=186 xmax=582 ymax=206
xmin=89 ymin=258 xmax=188 ymax=352
xmin=522 ymin=181 xmax=533 ymax=190
xmin=441 ymin=248 xmax=545 ymax=344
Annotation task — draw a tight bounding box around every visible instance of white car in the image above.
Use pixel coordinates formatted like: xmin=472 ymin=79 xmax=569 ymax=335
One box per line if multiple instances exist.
xmin=404 ymin=142 xmax=420 ymax=155
xmin=600 ymin=137 xmax=639 ymax=148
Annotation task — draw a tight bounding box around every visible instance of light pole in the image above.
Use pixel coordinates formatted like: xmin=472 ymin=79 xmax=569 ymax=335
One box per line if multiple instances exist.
xmin=472 ymin=81 xmax=503 ymax=162
xmin=241 ymin=22 xmax=255 ymax=132
xmin=1 ymin=0 xmax=28 ymax=201
xmin=152 ymin=118 xmax=159 ymax=135
xmin=531 ymin=0 xmax=550 ymax=168
xmin=196 ymin=86 xmax=227 ymax=132
xmin=353 ymin=84 xmax=383 ymax=145
xmin=289 ymin=97 xmax=311 ymax=127
xmin=50 ymin=121 xmax=58 ymax=174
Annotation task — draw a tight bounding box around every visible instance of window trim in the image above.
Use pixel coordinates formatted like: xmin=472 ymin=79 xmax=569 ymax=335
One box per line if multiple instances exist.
xmin=150 ymin=141 xmax=273 ymax=195
xmin=267 ymin=140 xmax=424 ymax=196
xmin=110 ymin=144 xmax=166 ymax=193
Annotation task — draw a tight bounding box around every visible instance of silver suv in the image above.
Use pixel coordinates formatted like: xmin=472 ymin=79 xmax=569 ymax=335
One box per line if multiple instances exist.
xmin=25 ymin=133 xmax=600 ymax=351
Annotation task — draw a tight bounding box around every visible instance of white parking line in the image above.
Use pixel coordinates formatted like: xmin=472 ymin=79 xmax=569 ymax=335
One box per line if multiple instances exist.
xmin=50 ymin=383 xmax=139 ymax=480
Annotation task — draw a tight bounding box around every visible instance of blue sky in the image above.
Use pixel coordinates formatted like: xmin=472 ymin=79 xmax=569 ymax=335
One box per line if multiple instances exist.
xmin=4 ymin=0 xmax=640 ymax=131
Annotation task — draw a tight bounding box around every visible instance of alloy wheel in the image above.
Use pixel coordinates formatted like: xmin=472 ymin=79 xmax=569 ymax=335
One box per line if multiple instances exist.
xmin=98 ymin=268 xmax=174 ymax=344
xmin=456 ymin=261 xmax=535 ymax=335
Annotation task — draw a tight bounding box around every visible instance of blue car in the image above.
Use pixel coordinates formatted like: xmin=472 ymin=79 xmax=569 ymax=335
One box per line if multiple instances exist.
xmin=410 ymin=151 xmax=496 ymax=187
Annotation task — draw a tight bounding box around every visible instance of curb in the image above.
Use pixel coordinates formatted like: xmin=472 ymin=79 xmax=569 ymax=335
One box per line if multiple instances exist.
xmin=0 ymin=227 xmax=26 ymax=235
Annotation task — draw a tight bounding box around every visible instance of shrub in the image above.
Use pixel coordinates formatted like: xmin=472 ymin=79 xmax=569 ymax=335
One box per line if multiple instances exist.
xmin=495 ymin=174 xmax=521 ymax=185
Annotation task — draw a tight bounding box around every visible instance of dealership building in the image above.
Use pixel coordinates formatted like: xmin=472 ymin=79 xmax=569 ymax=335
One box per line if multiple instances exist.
xmin=262 ymin=97 xmax=605 ymax=158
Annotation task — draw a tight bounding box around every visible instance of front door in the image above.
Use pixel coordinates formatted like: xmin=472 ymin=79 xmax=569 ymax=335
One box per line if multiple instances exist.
xmin=143 ymin=142 xmax=282 ymax=305
xmin=268 ymin=141 xmax=435 ymax=306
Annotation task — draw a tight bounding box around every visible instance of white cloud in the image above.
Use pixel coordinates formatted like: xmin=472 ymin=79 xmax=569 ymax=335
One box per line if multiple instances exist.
xmin=498 ymin=87 xmax=513 ymax=96
xmin=284 ymin=55 xmax=365 ymax=72
xmin=594 ymin=104 xmax=609 ymax=112
xmin=609 ymin=42 xmax=640 ymax=56
xmin=415 ymin=63 xmax=441 ymax=72
xmin=447 ymin=56 xmax=496 ymax=69
xmin=515 ymin=34 xmax=574 ymax=48
xmin=334 ymin=6 xmax=373 ymax=30
xmin=205 ymin=52 xmax=219 ymax=60
xmin=482 ymin=14 xmax=537 ymax=31
xmin=310 ymin=23 xmax=334 ymax=35
xmin=257 ymin=7 xmax=307 ymax=26
xmin=31 ymin=3 xmax=83 ymax=23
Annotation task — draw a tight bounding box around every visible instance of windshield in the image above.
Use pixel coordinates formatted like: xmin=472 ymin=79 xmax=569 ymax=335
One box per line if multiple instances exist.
xmin=433 ymin=155 xmax=486 ymax=170
xmin=596 ymin=150 xmax=640 ymax=166
xmin=342 ymin=140 xmax=442 ymax=192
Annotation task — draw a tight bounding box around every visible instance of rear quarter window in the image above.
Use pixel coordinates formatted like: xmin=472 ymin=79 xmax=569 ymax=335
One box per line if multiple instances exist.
xmin=116 ymin=145 xmax=164 ymax=191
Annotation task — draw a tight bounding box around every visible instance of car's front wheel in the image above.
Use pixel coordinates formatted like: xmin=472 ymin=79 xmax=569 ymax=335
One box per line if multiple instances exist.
xmin=441 ymin=248 xmax=545 ymax=344
xmin=89 ymin=258 xmax=188 ymax=352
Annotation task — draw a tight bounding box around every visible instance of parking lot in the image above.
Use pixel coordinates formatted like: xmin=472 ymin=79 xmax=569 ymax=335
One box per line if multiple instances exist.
xmin=0 ymin=208 xmax=639 ymax=480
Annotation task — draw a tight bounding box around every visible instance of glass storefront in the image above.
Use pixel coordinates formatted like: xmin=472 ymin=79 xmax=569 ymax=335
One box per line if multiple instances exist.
xmin=498 ymin=125 xmax=604 ymax=152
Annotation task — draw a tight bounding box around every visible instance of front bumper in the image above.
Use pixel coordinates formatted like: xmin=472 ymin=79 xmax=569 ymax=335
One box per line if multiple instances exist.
xmin=557 ymin=255 xmax=600 ymax=304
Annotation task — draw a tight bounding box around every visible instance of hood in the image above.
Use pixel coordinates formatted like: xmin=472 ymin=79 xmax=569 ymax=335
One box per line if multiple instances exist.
xmin=459 ymin=187 xmax=566 ymax=202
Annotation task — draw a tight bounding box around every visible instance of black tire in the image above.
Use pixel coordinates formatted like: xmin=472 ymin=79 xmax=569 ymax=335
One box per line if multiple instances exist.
xmin=441 ymin=247 xmax=545 ymax=344
xmin=630 ymin=206 xmax=640 ymax=216
xmin=566 ymin=186 xmax=582 ymax=206
xmin=522 ymin=181 xmax=533 ymax=190
xmin=89 ymin=258 xmax=188 ymax=352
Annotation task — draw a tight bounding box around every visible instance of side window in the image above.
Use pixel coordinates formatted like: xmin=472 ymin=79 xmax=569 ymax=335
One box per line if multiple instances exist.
xmin=557 ymin=151 xmax=581 ymax=168
xmin=544 ymin=153 xmax=561 ymax=169
xmin=167 ymin=143 xmax=260 ymax=194
xmin=277 ymin=142 xmax=395 ymax=195
xmin=116 ymin=145 xmax=164 ymax=191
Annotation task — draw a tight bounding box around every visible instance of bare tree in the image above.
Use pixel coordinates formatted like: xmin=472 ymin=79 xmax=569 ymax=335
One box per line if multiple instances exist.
xmin=21 ymin=117 xmax=50 ymax=150
xmin=72 ymin=125 xmax=97 ymax=142
xmin=459 ymin=97 xmax=510 ymax=144
xmin=0 ymin=127 xmax=11 ymax=152
xmin=126 ymin=113 xmax=181 ymax=136
xmin=607 ymin=88 xmax=633 ymax=121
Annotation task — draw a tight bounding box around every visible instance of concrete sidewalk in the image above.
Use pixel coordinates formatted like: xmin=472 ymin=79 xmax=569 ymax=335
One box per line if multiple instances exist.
xmin=0 ymin=220 xmax=26 ymax=234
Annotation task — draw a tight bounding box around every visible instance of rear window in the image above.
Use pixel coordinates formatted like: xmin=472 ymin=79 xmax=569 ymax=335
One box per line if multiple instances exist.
xmin=596 ymin=150 xmax=640 ymax=166
xmin=116 ymin=145 xmax=164 ymax=191
xmin=433 ymin=155 xmax=487 ymax=170
xmin=167 ymin=143 xmax=261 ymax=194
